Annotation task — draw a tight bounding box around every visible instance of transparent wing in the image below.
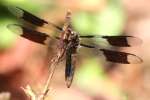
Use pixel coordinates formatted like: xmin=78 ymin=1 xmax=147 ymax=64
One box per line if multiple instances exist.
xmin=8 ymin=6 xmax=62 ymax=31
xmin=80 ymin=35 xmax=142 ymax=47
xmin=100 ymin=49 xmax=143 ymax=64
xmin=80 ymin=43 xmax=143 ymax=64
xmin=7 ymin=24 xmax=50 ymax=45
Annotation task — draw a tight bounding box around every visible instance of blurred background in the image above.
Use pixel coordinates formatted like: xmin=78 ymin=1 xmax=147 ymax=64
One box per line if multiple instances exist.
xmin=0 ymin=0 xmax=149 ymax=100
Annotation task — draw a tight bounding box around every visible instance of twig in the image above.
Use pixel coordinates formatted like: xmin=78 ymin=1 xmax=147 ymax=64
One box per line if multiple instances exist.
xmin=22 ymin=56 xmax=59 ymax=100
xmin=21 ymin=85 xmax=37 ymax=100
xmin=40 ymin=58 xmax=58 ymax=100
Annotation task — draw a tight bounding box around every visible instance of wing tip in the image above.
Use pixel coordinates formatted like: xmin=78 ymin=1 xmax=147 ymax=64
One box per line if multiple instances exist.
xmin=127 ymin=54 xmax=143 ymax=64
xmin=7 ymin=6 xmax=23 ymax=18
xmin=100 ymin=49 xmax=143 ymax=64
xmin=127 ymin=36 xmax=143 ymax=47
xmin=7 ymin=24 xmax=22 ymax=35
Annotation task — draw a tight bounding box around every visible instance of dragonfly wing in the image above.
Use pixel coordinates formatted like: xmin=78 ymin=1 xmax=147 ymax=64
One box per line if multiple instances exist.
xmin=80 ymin=43 xmax=143 ymax=64
xmin=80 ymin=35 xmax=142 ymax=47
xmin=101 ymin=36 xmax=142 ymax=47
xmin=100 ymin=49 xmax=143 ymax=64
xmin=8 ymin=6 xmax=62 ymax=30
xmin=7 ymin=24 xmax=50 ymax=45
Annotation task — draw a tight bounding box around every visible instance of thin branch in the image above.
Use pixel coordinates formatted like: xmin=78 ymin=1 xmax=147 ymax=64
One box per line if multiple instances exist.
xmin=22 ymin=56 xmax=59 ymax=100
xmin=40 ymin=58 xmax=59 ymax=100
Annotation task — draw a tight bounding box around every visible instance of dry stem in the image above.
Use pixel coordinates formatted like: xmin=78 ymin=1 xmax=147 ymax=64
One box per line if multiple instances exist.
xmin=22 ymin=57 xmax=59 ymax=100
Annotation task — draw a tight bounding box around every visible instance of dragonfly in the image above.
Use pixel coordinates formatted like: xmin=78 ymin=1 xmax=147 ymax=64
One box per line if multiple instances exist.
xmin=7 ymin=7 xmax=143 ymax=88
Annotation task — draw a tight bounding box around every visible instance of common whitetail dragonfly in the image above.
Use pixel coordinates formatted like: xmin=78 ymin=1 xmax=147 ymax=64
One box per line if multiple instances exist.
xmin=7 ymin=7 xmax=143 ymax=88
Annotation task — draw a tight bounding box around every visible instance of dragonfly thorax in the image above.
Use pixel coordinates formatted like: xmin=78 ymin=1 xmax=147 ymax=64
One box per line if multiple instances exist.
xmin=62 ymin=30 xmax=79 ymax=54
xmin=68 ymin=31 xmax=79 ymax=53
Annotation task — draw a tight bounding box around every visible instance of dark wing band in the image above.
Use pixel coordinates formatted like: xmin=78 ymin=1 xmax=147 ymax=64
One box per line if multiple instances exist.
xmin=7 ymin=24 xmax=50 ymax=45
xmin=8 ymin=6 xmax=62 ymax=31
xmin=80 ymin=35 xmax=142 ymax=47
